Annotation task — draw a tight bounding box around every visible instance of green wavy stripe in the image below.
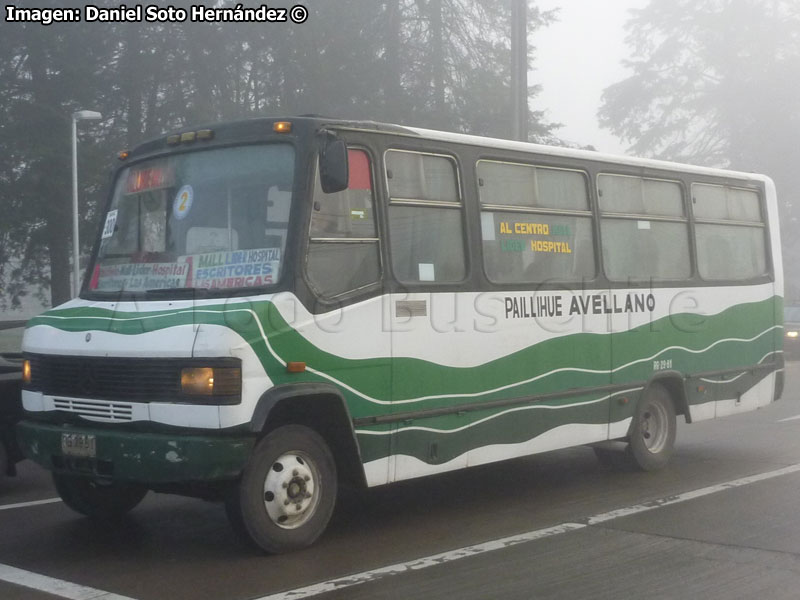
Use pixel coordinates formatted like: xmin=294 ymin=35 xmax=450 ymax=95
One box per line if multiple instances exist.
xmin=356 ymin=366 xmax=775 ymax=465
xmin=28 ymin=296 xmax=781 ymax=419
xmin=686 ymin=368 xmax=773 ymax=406
xmin=357 ymin=388 xmax=625 ymax=465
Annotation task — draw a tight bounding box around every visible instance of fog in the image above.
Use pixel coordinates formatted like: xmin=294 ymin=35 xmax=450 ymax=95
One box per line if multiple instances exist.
xmin=1 ymin=0 xmax=798 ymax=314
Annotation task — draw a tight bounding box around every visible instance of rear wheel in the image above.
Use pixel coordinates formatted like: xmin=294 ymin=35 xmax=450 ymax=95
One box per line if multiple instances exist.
xmin=226 ymin=425 xmax=337 ymax=554
xmin=626 ymin=384 xmax=676 ymax=471
xmin=53 ymin=474 xmax=147 ymax=519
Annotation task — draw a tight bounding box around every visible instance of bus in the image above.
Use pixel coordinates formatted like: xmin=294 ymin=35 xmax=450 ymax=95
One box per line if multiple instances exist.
xmin=16 ymin=117 xmax=783 ymax=553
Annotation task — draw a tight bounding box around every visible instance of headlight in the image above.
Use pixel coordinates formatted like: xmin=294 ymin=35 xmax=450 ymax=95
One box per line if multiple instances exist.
xmin=787 ymin=331 xmax=799 ymax=339
xmin=22 ymin=359 xmax=31 ymax=384
xmin=181 ymin=367 xmax=241 ymax=396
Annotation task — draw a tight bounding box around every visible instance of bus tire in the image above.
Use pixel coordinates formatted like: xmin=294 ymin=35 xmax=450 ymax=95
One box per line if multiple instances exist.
xmin=226 ymin=424 xmax=337 ymax=554
xmin=626 ymin=384 xmax=676 ymax=471
xmin=53 ymin=474 xmax=147 ymax=519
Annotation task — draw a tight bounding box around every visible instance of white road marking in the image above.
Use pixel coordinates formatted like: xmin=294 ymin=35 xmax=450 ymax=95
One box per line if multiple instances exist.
xmin=255 ymin=523 xmax=588 ymax=600
xmin=3 ymin=462 xmax=800 ymax=600
xmin=587 ymin=462 xmax=800 ymax=524
xmin=0 ymin=563 xmax=135 ymax=600
xmin=257 ymin=462 xmax=800 ymax=600
xmin=777 ymin=414 xmax=800 ymax=422
xmin=0 ymin=497 xmax=61 ymax=511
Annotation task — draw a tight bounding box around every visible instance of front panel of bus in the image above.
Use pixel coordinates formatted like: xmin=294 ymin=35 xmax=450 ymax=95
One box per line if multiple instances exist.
xmin=17 ymin=120 xmax=323 ymax=484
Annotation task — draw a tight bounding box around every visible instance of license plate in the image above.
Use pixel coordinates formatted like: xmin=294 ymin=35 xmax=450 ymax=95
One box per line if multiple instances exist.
xmin=61 ymin=433 xmax=96 ymax=458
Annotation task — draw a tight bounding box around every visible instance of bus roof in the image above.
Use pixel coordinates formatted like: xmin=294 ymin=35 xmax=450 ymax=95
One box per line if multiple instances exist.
xmin=140 ymin=115 xmax=770 ymax=186
xmin=399 ymin=125 xmax=770 ymax=185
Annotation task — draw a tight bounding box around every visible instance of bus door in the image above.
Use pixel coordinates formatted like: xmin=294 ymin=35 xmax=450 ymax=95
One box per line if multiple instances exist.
xmin=384 ymin=149 xmax=471 ymax=482
xmin=305 ymin=146 xmax=392 ymax=485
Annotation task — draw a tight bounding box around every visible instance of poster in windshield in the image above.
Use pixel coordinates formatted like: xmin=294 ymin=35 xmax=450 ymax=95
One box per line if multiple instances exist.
xmin=90 ymin=248 xmax=281 ymax=292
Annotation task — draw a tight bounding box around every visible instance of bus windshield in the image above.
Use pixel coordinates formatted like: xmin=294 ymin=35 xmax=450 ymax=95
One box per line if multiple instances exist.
xmin=88 ymin=144 xmax=295 ymax=295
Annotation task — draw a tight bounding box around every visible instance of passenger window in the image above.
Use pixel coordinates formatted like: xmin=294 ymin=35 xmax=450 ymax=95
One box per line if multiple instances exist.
xmin=693 ymin=184 xmax=762 ymax=222
xmin=693 ymin=184 xmax=767 ymax=281
xmin=599 ymin=174 xmax=690 ymax=281
xmin=598 ymin=174 xmax=684 ymax=217
xmin=478 ymin=160 xmax=595 ymax=283
xmin=478 ymin=161 xmax=588 ymax=211
xmin=385 ymin=150 xmax=466 ymax=283
xmin=307 ymin=149 xmax=380 ymax=297
xmin=601 ymin=220 xmax=691 ymax=281
xmin=386 ymin=151 xmax=459 ymax=203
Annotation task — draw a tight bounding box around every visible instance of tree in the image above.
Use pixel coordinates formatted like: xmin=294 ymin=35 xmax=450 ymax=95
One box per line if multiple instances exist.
xmin=0 ymin=3 xmax=114 ymax=308
xmin=372 ymin=0 xmax=557 ymax=140
xmin=0 ymin=0 xmax=558 ymax=311
xmin=599 ymin=0 xmax=800 ymax=287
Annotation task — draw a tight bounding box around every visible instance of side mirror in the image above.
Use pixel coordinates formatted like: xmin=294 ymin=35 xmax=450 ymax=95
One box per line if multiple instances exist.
xmin=319 ymin=140 xmax=349 ymax=194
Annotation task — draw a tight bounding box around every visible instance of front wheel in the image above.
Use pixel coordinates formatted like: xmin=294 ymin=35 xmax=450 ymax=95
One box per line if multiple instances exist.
xmin=226 ymin=425 xmax=337 ymax=554
xmin=53 ymin=474 xmax=148 ymax=519
xmin=626 ymin=384 xmax=676 ymax=471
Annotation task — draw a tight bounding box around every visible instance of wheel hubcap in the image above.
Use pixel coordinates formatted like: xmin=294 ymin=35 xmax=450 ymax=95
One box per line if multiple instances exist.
xmin=263 ymin=452 xmax=320 ymax=529
xmin=640 ymin=401 xmax=669 ymax=453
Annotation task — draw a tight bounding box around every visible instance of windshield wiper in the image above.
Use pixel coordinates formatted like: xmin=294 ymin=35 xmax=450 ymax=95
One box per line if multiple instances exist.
xmin=144 ymin=287 xmax=210 ymax=297
xmin=84 ymin=290 xmax=129 ymax=300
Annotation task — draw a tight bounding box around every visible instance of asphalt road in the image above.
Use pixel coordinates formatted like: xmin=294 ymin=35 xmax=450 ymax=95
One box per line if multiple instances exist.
xmin=4 ymin=364 xmax=800 ymax=600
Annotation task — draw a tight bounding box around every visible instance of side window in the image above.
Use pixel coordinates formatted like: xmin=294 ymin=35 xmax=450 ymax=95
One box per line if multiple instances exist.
xmin=598 ymin=174 xmax=690 ymax=281
xmin=692 ymin=184 xmax=767 ymax=281
xmin=385 ymin=150 xmax=466 ymax=283
xmin=478 ymin=161 xmax=595 ymax=283
xmin=306 ymin=149 xmax=380 ymax=297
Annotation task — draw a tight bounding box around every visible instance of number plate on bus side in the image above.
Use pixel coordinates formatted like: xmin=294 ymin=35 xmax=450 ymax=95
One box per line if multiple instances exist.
xmin=61 ymin=433 xmax=96 ymax=458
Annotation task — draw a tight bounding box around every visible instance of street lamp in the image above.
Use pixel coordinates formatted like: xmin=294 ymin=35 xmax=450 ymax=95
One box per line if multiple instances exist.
xmin=71 ymin=110 xmax=102 ymax=297
xmin=510 ymin=0 xmax=528 ymax=142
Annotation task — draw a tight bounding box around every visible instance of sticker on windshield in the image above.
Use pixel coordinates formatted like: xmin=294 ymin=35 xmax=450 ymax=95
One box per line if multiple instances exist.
xmin=92 ymin=261 xmax=190 ymax=292
xmin=173 ymin=185 xmax=194 ymax=220
xmin=101 ymin=209 xmax=118 ymax=239
xmin=189 ymin=248 xmax=281 ymax=289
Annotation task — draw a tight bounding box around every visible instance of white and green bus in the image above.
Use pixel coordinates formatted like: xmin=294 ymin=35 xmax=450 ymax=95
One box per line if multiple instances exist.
xmin=17 ymin=117 xmax=783 ymax=553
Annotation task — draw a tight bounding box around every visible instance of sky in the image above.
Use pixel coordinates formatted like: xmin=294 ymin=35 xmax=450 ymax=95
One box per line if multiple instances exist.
xmin=531 ymin=0 xmax=647 ymax=155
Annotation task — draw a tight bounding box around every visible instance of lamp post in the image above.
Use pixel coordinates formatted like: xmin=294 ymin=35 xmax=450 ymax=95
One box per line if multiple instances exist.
xmin=510 ymin=0 xmax=528 ymax=142
xmin=71 ymin=110 xmax=102 ymax=297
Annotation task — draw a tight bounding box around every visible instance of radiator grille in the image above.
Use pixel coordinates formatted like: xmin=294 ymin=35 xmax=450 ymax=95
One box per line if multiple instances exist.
xmin=52 ymin=398 xmax=134 ymax=422
xmin=27 ymin=355 xmax=182 ymax=402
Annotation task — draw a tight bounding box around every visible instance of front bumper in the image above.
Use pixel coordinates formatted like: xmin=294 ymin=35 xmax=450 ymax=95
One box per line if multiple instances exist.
xmin=17 ymin=420 xmax=255 ymax=484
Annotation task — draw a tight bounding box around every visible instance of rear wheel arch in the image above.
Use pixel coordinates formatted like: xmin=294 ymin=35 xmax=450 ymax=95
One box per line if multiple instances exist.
xmin=646 ymin=371 xmax=691 ymax=423
xmin=250 ymin=383 xmax=366 ymax=488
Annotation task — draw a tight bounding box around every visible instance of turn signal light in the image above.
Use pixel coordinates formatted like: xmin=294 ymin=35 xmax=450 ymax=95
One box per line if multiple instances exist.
xmin=22 ymin=359 xmax=31 ymax=385
xmin=273 ymin=121 xmax=292 ymax=133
